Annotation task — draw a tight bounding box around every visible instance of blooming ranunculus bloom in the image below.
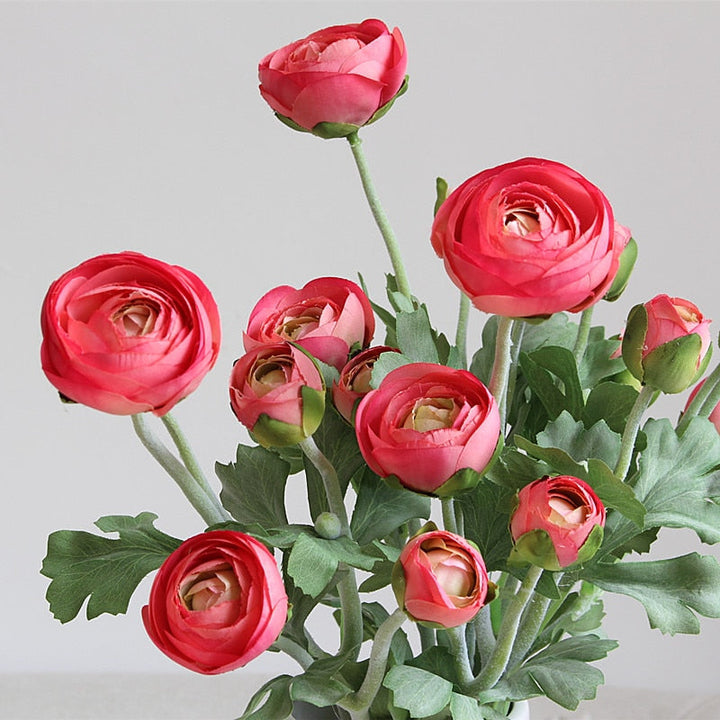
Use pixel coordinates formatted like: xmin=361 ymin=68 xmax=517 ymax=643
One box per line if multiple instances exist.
xmin=229 ymin=342 xmax=325 ymax=447
xmin=40 ymin=251 xmax=221 ymax=416
xmin=142 ymin=531 xmax=288 ymax=675
xmin=332 ymin=345 xmax=399 ymax=423
xmin=621 ymin=294 xmax=712 ymax=394
xmin=244 ymin=277 xmax=375 ymax=371
xmin=354 ymin=363 xmax=501 ymax=495
xmin=431 ymin=158 xmax=629 ymax=318
xmin=510 ymin=476 xmax=606 ymax=570
xmin=258 ymin=19 xmax=407 ymax=136
xmin=393 ymin=529 xmax=489 ymax=628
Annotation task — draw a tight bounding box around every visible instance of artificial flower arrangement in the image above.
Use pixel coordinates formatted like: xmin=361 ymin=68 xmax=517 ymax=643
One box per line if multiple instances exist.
xmin=39 ymin=18 xmax=720 ymax=720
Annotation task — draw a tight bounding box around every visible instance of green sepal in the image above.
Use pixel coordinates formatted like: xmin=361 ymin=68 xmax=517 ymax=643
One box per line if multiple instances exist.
xmin=300 ymin=385 xmax=326 ymax=436
xmin=508 ymin=528 xmax=562 ymax=571
xmin=433 ymin=436 xmax=504 ymax=498
xmin=365 ymin=75 xmax=409 ymax=127
xmin=574 ymin=523 xmax=604 ymax=565
xmin=273 ymin=113 xmax=312 ymax=135
xmin=642 ymin=333 xmax=704 ymax=394
xmin=310 ymin=121 xmax=361 ymax=139
xmin=434 ymin=176 xmax=448 ymax=216
xmin=251 ymin=414 xmax=307 ymax=448
xmin=604 ymin=236 xmax=638 ymax=302
xmin=621 ymin=303 xmax=648 ymax=382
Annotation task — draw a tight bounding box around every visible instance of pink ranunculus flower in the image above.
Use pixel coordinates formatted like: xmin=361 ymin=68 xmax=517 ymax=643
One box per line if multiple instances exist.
xmin=393 ymin=529 xmax=490 ymax=628
xmin=142 ymin=531 xmax=288 ymax=675
xmin=259 ymin=19 xmax=407 ymax=136
xmin=244 ymin=277 xmax=375 ymax=371
xmin=621 ymin=294 xmax=712 ymax=394
xmin=431 ymin=157 xmax=629 ymax=318
xmin=510 ymin=476 xmax=606 ymax=570
xmin=229 ymin=342 xmax=325 ymax=447
xmin=354 ymin=363 xmax=501 ymax=495
xmin=332 ymin=345 xmax=399 ymax=423
xmin=40 ymin=251 xmax=221 ymax=416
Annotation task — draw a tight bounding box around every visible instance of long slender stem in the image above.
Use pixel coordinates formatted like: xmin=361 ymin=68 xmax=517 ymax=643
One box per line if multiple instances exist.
xmin=467 ymin=565 xmax=543 ymax=693
xmin=677 ymin=362 xmax=720 ymax=435
xmin=506 ymin=573 xmax=555 ymax=669
xmin=131 ymin=414 xmax=226 ymax=526
xmin=342 ymin=609 xmax=407 ymax=714
xmin=161 ymin=412 xmax=230 ymax=521
xmin=271 ymin=636 xmax=314 ymax=670
xmin=441 ymin=497 xmax=458 ymax=535
xmin=614 ymin=385 xmax=655 ymax=481
xmin=445 ymin=625 xmax=474 ymax=689
xmin=299 ymin=437 xmax=363 ymax=658
xmin=572 ymin=306 xmax=595 ymax=364
xmin=418 ymin=624 xmax=436 ymax=653
xmin=347 ymin=131 xmax=411 ymax=301
xmin=489 ymin=316 xmax=515 ymax=427
xmin=472 ymin=604 xmax=496 ymax=669
xmin=456 ymin=292 xmax=471 ymax=368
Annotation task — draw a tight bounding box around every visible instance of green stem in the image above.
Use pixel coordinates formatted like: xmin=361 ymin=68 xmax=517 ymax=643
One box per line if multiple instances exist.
xmin=507 ymin=572 xmax=556 ymax=669
xmin=347 ymin=131 xmax=411 ymax=301
xmin=489 ymin=316 xmax=515 ymax=427
xmin=299 ymin=437 xmax=363 ymax=659
xmin=131 ymin=414 xmax=226 ymax=526
xmin=445 ymin=625 xmax=474 ymax=689
xmin=614 ymin=385 xmax=655 ymax=480
xmin=161 ymin=412 xmax=230 ymax=522
xmin=342 ymin=609 xmax=407 ymax=714
xmin=418 ymin=624 xmax=436 ymax=653
xmin=572 ymin=306 xmax=595 ymax=364
xmin=467 ymin=565 xmax=543 ymax=693
xmin=456 ymin=292 xmax=471 ymax=368
xmin=677 ymin=362 xmax=720 ymax=435
xmin=472 ymin=604 xmax=496 ymax=669
xmin=441 ymin=497 xmax=459 ymax=535
xmin=271 ymin=636 xmax=314 ymax=670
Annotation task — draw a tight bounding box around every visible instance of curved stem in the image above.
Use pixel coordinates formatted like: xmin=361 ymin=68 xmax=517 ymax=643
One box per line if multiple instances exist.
xmin=445 ymin=625 xmax=474 ymax=689
xmin=347 ymin=132 xmax=411 ymax=301
xmin=271 ymin=636 xmax=314 ymax=670
xmin=467 ymin=565 xmax=543 ymax=693
xmin=572 ymin=306 xmax=595 ymax=364
xmin=507 ymin=572 xmax=555 ymax=669
xmin=418 ymin=624 xmax=436 ymax=653
xmin=131 ymin=414 xmax=226 ymax=526
xmin=342 ymin=609 xmax=407 ymax=713
xmin=472 ymin=604 xmax=496 ymax=669
xmin=614 ymin=385 xmax=655 ymax=481
xmin=299 ymin=437 xmax=362 ymax=658
xmin=161 ymin=412 xmax=230 ymax=521
xmin=677 ymin=362 xmax=720 ymax=435
xmin=441 ymin=497 xmax=459 ymax=535
xmin=456 ymin=292 xmax=471 ymax=368
xmin=489 ymin=316 xmax=515 ymax=427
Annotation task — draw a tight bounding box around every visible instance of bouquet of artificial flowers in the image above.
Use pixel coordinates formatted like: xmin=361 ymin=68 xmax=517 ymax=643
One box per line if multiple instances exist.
xmin=39 ymin=18 xmax=720 ymax=720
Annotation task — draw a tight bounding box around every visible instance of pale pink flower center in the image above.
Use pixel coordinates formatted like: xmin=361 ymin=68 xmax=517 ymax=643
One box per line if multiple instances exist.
xmin=422 ymin=539 xmax=476 ymax=606
xmin=179 ymin=563 xmax=240 ymax=611
xmin=402 ymin=397 xmax=459 ymax=432
xmin=548 ymin=493 xmax=589 ymax=527
xmin=288 ymin=38 xmax=365 ymax=70
xmin=112 ymin=302 xmax=157 ymax=337
xmin=277 ymin=308 xmax=322 ymax=340
xmin=250 ymin=355 xmax=292 ymax=397
xmin=504 ymin=207 xmax=542 ymax=236
xmin=349 ymin=364 xmax=374 ymax=394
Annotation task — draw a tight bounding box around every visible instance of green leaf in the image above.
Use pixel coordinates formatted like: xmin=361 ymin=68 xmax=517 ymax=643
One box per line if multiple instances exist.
xmin=239 ymin=675 xmax=294 ymax=720
xmin=450 ymin=693 xmax=484 ymax=720
xmin=582 ymin=553 xmax=720 ymax=634
xmin=370 ymin=351 xmax=413 ymax=388
xmin=351 ymin=468 xmax=431 ymax=546
xmin=396 ymin=306 xmax=440 ymax=364
xmin=287 ymin=533 xmax=378 ymax=598
xmin=41 ymin=513 xmax=181 ymax=623
xmin=291 ymin=655 xmax=354 ymax=706
xmin=486 ymin=447 xmax=550 ymax=491
xmin=302 ymin=405 xmax=364 ymax=521
xmin=407 ymin=645 xmax=459 ymax=684
xmin=578 ymin=329 xmax=625 ymax=388
xmin=583 ymin=382 xmax=639 ymax=434
xmin=383 ymin=665 xmax=453 ymax=717
xmin=216 ymin=444 xmax=289 ymax=527
xmin=526 ymin=346 xmax=584 ymax=419
xmin=586 ymin=458 xmax=645 ymax=528
xmin=456 ymin=480 xmax=514 ymax=571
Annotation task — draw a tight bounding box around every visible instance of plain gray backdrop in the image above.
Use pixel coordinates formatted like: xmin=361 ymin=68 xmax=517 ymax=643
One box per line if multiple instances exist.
xmin=3 ymin=0 xmax=720 ymax=701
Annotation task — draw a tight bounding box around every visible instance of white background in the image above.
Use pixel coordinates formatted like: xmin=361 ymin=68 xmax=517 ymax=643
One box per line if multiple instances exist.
xmin=3 ymin=0 xmax=720 ymax=701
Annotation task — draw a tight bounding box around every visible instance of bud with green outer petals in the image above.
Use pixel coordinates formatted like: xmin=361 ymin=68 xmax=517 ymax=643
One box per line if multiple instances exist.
xmin=229 ymin=342 xmax=325 ymax=448
xmin=621 ymin=294 xmax=712 ymax=394
xmin=510 ymin=476 xmax=606 ymax=570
